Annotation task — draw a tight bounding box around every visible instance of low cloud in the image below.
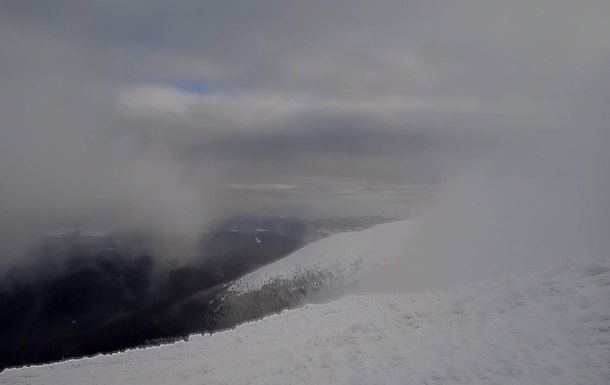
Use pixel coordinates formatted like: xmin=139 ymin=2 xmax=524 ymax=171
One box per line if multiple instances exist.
xmin=1 ymin=0 xmax=609 ymax=274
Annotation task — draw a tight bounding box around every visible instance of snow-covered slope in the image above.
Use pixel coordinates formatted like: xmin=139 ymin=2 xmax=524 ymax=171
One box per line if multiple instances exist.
xmin=204 ymin=220 xmax=410 ymax=329
xmin=227 ymin=220 xmax=410 ymax=295
xmin=3 ymin=255 xmax=609 ymax=384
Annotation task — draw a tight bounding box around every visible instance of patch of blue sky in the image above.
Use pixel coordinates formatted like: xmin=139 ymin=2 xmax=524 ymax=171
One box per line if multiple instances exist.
xmin=164 ymin=78 xmax=217 ymax=94
xmin=137 ymin=77 xmax=239 ymax=95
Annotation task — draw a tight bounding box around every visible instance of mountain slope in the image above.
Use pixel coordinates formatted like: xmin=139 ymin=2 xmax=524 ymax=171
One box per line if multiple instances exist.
xmin=3 ymin=254 xmax=609 ymax=384
xmin=229 ymin=220 xmax=410 ymax=294
xmin=206 ymin=220 xmax=411 ymax=329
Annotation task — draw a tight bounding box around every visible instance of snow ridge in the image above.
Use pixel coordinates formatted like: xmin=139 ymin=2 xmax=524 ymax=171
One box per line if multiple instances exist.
xmin=227 ymin=220 xmax=411 ymax=295
xmin=205 ymin=220 xmax=411 ymax=330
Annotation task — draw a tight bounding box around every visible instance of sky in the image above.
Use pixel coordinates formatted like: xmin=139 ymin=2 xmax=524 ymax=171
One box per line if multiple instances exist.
xmin=1 ymin=1 xmax=610 ymax=268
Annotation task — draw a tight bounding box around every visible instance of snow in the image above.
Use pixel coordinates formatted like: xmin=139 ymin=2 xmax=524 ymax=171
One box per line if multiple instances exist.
xmin=228 ymin=220 xmax=411 ymax=295
xmin=3 ymin=254 xmax=609 ymax=384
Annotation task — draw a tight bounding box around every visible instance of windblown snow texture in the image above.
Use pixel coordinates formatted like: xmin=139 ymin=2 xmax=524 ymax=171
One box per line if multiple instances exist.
xmin=3 ymin=253 xmax=608 ymax=384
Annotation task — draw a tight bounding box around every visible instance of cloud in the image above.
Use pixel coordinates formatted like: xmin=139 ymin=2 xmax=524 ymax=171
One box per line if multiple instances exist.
xmin=0 ymin=20 xmax=220 ymax=268
xmin=1 ymin=0 xmax=609 ymax=272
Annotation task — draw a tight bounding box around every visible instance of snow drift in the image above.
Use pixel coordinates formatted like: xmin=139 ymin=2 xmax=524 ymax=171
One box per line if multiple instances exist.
xmin=3 ymin=254 xmax=609 ymax=384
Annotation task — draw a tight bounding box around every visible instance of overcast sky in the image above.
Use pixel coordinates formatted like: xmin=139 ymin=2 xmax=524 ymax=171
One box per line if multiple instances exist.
xmin=1 ymin=1 xmax=610 ymax=266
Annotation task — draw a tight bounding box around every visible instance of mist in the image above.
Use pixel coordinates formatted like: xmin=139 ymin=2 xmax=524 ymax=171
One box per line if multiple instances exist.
xmin=0 ymin=23 xmax=218 ymax=270
xmin=2 ymin=0 xmax=610 ymax=279
xmin=360 ymin=96 xmax=610 ymax=293
xmin=2 ymin=1 xmax=610 ymax=373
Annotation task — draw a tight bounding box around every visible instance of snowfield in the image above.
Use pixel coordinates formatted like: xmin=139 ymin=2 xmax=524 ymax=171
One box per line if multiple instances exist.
xmin=3 ymin=253 xmax=609 ymax=384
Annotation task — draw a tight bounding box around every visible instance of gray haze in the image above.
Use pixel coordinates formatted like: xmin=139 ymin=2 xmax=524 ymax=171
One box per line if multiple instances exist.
xmin=1 ymin=1 xmax=609 ymax=275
